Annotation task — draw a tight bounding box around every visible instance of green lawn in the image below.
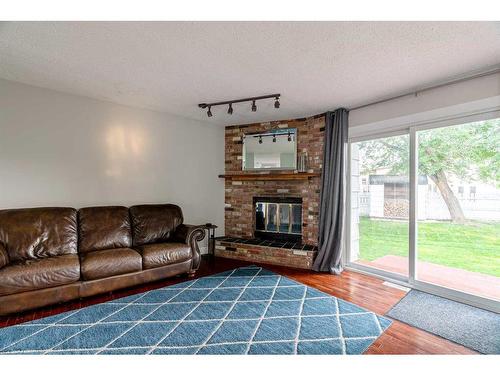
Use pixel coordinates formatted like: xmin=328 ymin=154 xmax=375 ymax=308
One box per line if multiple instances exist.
xmin=359 ymin=217 xmax=500 ymax=277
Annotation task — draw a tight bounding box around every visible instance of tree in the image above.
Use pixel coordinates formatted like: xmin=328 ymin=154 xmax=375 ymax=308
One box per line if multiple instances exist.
xmin=358 ymin=119 xmax=500 ymax=223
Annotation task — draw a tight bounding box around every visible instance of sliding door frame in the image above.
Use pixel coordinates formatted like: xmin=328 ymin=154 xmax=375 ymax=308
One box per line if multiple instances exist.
xmin=409 ymin=126 xmax=417 ymax=284
xmin=345 ymin=110 xmax=500 ymax=314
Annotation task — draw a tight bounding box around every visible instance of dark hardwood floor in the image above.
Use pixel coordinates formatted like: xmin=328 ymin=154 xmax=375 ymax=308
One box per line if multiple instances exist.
xmin=0 ymin=256 xmax=476 ymax=354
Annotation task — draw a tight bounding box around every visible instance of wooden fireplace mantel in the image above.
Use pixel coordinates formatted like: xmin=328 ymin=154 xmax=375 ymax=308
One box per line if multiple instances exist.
xmin=218 ymin=172 xmax=321 ymax=181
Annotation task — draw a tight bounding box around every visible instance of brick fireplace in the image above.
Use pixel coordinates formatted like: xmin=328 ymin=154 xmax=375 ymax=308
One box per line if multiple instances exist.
xmin=215 ymin=114 xmax=325 ymax=269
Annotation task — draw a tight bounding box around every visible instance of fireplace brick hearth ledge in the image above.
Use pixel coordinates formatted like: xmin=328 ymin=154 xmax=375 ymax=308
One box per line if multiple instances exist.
xmin=214 ymin=236 xmax=317 ymax=269
xmin=221 ymin=115 xmax=325 ymax=269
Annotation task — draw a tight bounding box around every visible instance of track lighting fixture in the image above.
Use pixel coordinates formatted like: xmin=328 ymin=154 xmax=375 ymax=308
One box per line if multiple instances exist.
xmin=252 ymin=131 xmax=294 ymax=145
xmin=198 ymin=94 xmax=280 ymax=118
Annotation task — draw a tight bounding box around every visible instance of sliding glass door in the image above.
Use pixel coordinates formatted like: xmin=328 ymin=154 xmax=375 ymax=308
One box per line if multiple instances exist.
xmin=415 ymin=120 xmax=500 ymax=302
xmin=349 ymin=134 xmax=409 ymax=277
xmin=348 ymin=116 xmax=500 ymax=311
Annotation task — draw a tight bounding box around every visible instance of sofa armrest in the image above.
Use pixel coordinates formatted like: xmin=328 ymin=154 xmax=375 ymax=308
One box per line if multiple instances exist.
xmin=173 ymin=224 xmax=206 ymax=272
xmin=0 ymin=242 xmax=9 ymax=269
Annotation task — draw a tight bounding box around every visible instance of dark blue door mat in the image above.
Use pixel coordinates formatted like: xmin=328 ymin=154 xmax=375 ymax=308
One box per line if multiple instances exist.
xmin=386 ymin=290 xmax=500 ymax=354
xmin=0 ymin=266 xmax=391 ymax=355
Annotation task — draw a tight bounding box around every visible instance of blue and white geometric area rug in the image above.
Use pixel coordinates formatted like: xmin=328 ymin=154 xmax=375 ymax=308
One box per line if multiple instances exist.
xmin=0 ymin=266 xmax=391 ymax=355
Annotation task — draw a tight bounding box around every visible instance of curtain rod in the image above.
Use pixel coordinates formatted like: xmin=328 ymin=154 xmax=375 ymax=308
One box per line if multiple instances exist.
xmin=345 ymin=65 xmax=500 ymax=113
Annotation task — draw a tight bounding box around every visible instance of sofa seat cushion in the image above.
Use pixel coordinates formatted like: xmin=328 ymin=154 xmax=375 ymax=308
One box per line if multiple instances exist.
xmin=0 ymin=255 xmax=80 ymax=296
xmin=137 ymin=242 xmax=192 ymax=270
xmin=80 ymin=248 xmax=142 ymax=281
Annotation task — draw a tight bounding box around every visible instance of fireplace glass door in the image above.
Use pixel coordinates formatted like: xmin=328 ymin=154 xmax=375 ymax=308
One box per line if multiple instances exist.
xmin=266 ymin=203 xmax=278 ymax=232
xmin=279 ymin=205 xmax=290 ymax=232
xmin=255 ymin=200 xmax=302 ymax=241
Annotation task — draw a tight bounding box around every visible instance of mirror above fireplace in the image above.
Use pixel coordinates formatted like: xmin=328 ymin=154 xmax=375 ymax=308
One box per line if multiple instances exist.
xmin=242 ymin=128 xmax=297 ymax=170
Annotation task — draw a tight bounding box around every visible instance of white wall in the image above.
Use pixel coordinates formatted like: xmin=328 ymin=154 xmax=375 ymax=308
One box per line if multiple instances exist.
xmin=0 ymin=79 xmax=225 ymax=237
xmin=349 ymin=72 xmax=500 ymax=138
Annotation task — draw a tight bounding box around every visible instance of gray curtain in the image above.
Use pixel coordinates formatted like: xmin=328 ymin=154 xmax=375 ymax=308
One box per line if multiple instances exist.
xmin=313 ymin=109 xmax=349 ymax=274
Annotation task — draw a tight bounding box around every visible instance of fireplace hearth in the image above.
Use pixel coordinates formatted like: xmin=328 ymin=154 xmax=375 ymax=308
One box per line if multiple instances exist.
xmin=254 ymin=197 xmax=302 ymax=242
xmin=214 ymin=235 xmax=317 ymax=269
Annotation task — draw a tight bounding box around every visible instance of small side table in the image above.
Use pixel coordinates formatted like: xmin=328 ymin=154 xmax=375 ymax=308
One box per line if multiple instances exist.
xmin=203 ymin=224 xmax=218 ymax=258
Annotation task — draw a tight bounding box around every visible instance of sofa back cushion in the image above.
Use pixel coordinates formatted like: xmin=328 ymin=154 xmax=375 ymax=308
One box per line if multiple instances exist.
xmin=0 ymin=243 xmax=8 ymax=269
xmin=78 ymin=206 xmax=132 ymax=253
xmin=0 ymin=207 xmax=78 ymax=262
xmin=129 ymin=204 xmax=184 ymax=246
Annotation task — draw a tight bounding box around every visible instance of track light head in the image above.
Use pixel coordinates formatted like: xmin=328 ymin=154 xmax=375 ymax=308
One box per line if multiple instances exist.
xmin=228 ymin=103 xmax=233 ymax=115
xmin=274 ymin=97 xmax=280 ymax=109
xmin=258 ymin=136 xmax=263 ymax=144
xmin=287 ymin=132 xmax=292 ymax=142
xmin=207 ymin=106 xmax=212 ymax=117
xmin=272 ymin=135 xmax=277 ymax=143
xmin=251 ymin=100 xmax=257 ymax=112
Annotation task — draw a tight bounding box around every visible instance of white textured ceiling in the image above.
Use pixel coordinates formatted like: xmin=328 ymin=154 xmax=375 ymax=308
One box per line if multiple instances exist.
xmin=1 ymin=21 xmax=499 ymax=126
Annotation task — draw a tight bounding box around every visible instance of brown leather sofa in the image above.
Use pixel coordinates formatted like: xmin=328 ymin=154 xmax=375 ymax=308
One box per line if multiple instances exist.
xmin=0 ymin=204 xmax=205 ymax=316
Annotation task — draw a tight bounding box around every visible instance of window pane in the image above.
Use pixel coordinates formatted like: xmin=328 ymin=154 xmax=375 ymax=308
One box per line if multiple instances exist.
xmin=416 ymin=119 xmax=500 ymax=301
xmin=350 ymin=134 xmax=409 ymax=276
